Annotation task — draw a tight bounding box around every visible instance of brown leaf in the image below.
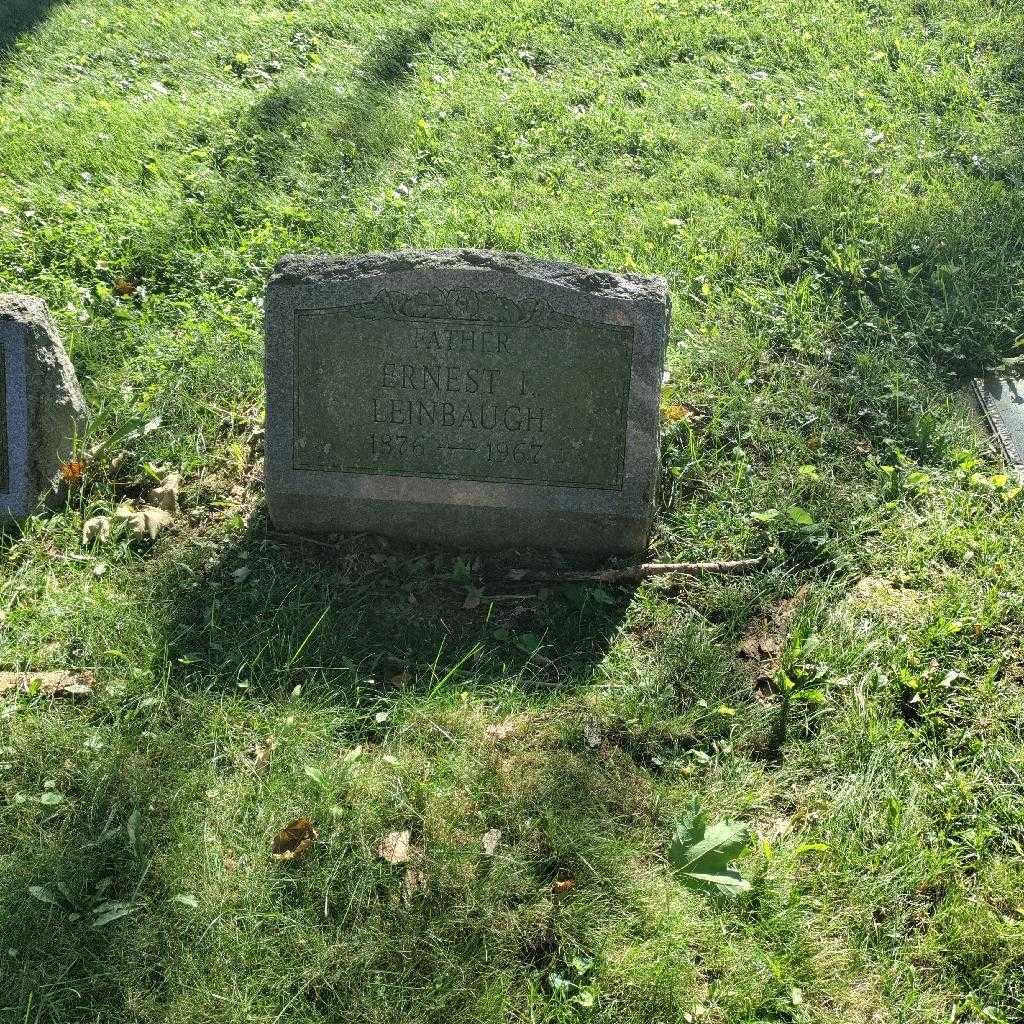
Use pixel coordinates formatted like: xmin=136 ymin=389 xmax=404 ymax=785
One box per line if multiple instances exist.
xmin=114 ymin=503 xmax=173 ymax=540
xmin=482 ymin=828 xmax=502 ymax=856
xmin=486 ymin=722 xmax=515 ymax=742
xmin=246 ymin=737 xmax=277 ymax=769
xmin=149 ymin=472 xmax=181 ymax=514
xmin=551 ymin=878 xmax=576 ymax=896
xmin=61 ymin=459 xmax=86 ymax=485
xmin=377 ymin=829 xmax=413 ymax=865
xmin=0 ymin=671 xmax=95 ymax=698
xmin=271 ymin=817 xmax=317 ymax=862
xmin=82 ymin=515 xmax=111 ymax=546
xmin=402 ymin=865 xmax=427 ymax=901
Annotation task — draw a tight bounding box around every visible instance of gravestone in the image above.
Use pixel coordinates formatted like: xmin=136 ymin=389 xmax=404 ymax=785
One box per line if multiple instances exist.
xmin=973 ymin=376 xmax=1024 ymax=479
xmin=264 ymin=250 xmax=670 ymax=554
xmin=1 ymin=294 xmax=88 ymax=523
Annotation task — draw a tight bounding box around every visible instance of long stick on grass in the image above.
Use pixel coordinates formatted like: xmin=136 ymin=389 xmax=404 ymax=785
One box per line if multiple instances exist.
xmin=505 ymin=555 xmax=766 ymax=584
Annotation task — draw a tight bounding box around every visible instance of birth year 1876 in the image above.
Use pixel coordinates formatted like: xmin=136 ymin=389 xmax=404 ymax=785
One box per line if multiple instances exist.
xmin=369 ymin=434 xmax=544 ymax=465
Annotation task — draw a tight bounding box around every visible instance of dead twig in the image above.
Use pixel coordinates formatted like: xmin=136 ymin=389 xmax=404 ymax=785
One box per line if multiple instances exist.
xmin=265 ymin=530 xmax=352 ymax=551
xmin=504 ymin=555 xmax=767 ymax=585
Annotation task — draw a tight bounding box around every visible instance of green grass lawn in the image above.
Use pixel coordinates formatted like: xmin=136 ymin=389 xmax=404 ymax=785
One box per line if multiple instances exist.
xmin=2 ymin=0 xmax=1024 ymax=1021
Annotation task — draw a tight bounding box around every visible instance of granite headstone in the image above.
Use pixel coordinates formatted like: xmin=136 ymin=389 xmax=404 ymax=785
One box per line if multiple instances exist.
xmin=973 ymin=375 xmax=1024 ymax=480
xmin=264 ymin=250 xmax=670 ymax=554
xmin=1 ymin=294 xmax=88 ymax=523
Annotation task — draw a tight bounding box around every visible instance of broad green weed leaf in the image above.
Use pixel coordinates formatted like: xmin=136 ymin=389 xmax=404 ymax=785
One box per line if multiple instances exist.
xmin=668 ymin=810 xmax=751 ymax=897
xmin=92 ymin=901 xmax=132 ymax=928
xmin=786 ymin=506 xmax=815 ymax=526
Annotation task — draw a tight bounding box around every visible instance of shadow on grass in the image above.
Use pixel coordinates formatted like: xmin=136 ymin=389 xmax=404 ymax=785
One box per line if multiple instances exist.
xmin=105 ymin=11 xmax=437 ymax=314
xmin=135 ymin=14 xmax=437 ymax=283
xmin=0 ymin=711 xmax=202 ymax=1020
xmin=0 ymin=685 xmax=671 ymax=1022
xmin=756 ymin=131 xmax=1024 ymax=465
xmin=161 ymin=504 xmax=633 ymax=710
xmin=0 ymin=0 xmax=62 ymax=60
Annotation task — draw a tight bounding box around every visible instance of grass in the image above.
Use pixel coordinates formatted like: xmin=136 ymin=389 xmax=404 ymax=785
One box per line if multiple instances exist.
xmin=1 ymin=0 xmax=1024 ymax=1021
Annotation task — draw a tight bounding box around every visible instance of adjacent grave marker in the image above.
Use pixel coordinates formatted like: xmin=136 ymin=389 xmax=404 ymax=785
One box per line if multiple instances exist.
xmin=265 ymin=250 xmax=670 ymax=554
xmin=973 ymin=375 xmax=1024 ymax=480
xmin=1 ymin=294 xmax=88 ymax=523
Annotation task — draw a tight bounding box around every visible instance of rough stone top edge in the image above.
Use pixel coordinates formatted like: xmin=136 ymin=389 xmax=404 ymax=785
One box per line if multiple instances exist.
xmin=269 ymin=249 xmax=669 ymax=305
xmin=0 ymin=293 xmax=53 ymax=324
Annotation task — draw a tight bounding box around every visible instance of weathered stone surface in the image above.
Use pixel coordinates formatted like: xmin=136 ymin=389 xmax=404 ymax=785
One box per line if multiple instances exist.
xmin=0 ymin=294 xmax=88 ymax=523
xmin=973 ymin=375 xmax=1024 ymax=479
xmin=264 ymin=250 xmax=670 ymax=554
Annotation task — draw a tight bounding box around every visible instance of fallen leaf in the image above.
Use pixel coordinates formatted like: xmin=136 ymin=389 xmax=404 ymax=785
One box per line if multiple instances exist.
xmin=271 ymin=817 xmax=317 ymax=862
xmin=668 ymin=806 xmax=751 ymax=897
xmin=245 ymin=737 xmax=277 ymax=769
xmin=82 ymin=516 xmax=111 ymax=546
xmin=551 ymin=878 xmax=576 ymax=896
xmin=482 ymin=828 xmax=502 ymax=855
xmin=0 ymin=671 xmax=95 ymax=698
xmin=61 ymin=458 xmax=86 ymax=484
xmin=149 ymin=472 xmax=181 ymax=514
xmin=403 ymin=865 xmax=427 ymax=901
xmin=662 ymin=403 xmax=692 ymax=423
xmin=114 ymin=503 xmax=172 ymax=540
xmin=378 ymin=829 xmax=413 ymax=865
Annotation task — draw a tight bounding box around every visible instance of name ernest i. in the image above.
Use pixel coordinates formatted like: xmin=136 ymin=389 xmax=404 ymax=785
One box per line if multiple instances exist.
xmin=371 ymin=356 xmax=547 ymax=434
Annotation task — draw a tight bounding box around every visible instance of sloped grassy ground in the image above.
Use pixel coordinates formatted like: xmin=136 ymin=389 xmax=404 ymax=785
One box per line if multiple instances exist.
xmin=1 ymin=0 xmax=1023 ymax=1021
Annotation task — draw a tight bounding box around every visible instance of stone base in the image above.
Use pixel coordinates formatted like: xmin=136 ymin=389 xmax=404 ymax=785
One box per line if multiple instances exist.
xmin=267 ymin=489 xmax=651 ymax=555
